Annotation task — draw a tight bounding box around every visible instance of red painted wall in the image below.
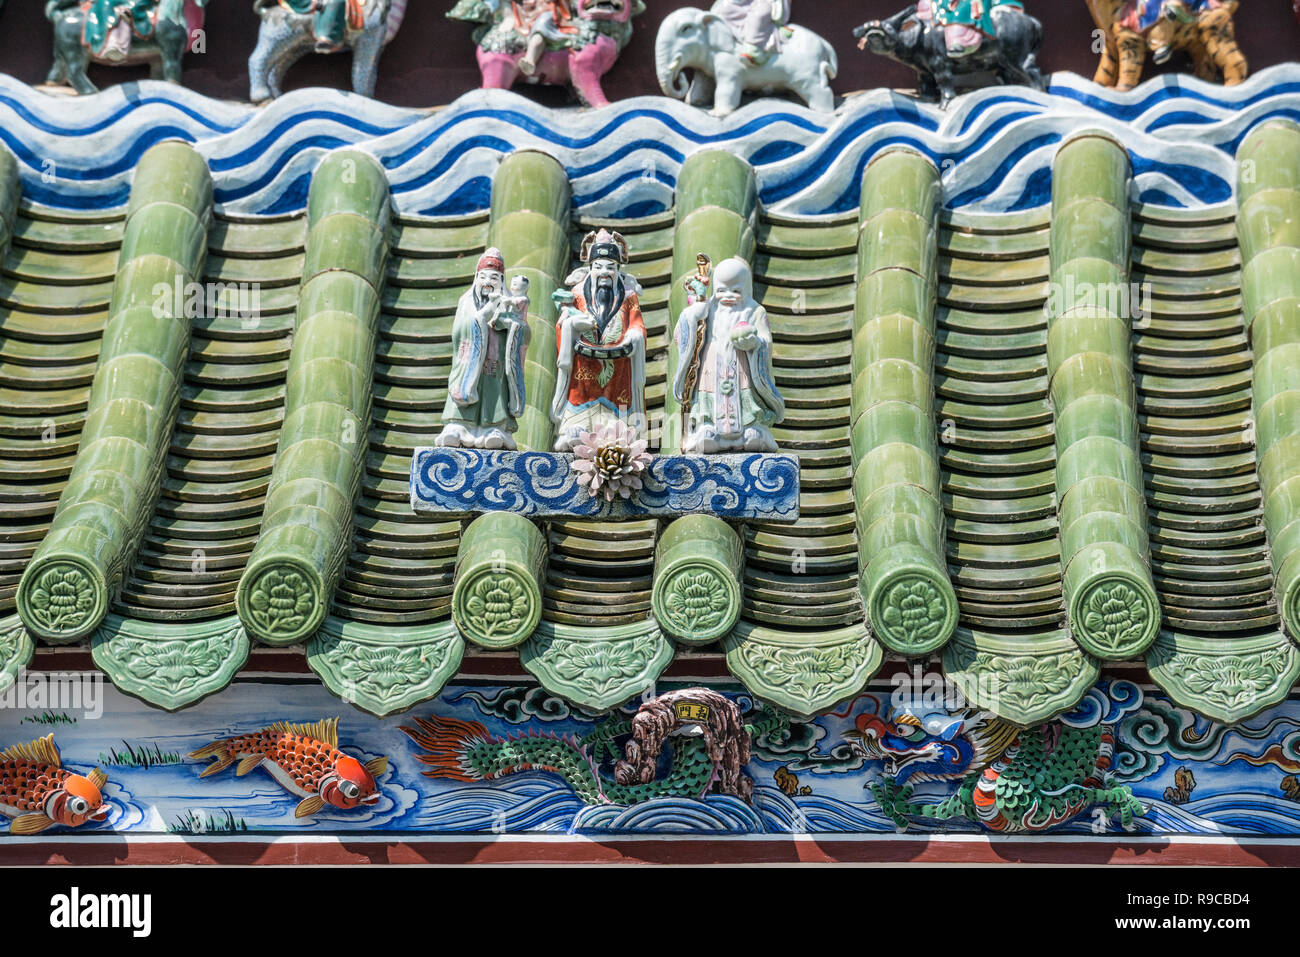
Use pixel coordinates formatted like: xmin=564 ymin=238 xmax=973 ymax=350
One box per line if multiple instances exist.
xmin=1 ymin=0 xmax=1296 ymax=106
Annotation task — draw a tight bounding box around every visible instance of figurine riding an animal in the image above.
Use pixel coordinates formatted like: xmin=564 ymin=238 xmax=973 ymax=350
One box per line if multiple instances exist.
xmin=249 ymin=0 xmax=409 ymax=103
xmin=45 ymin=0 xmax=207 ymax=95
xmin=449 ymin=0 xmax=645 ymax=108
xmin=1085 ymin=0 xmax=1247 ymax=89
xmin=854 ymin=0 xmax=1044 ymax=108
xmin=655 ymin=2 xmax=838 ymax=115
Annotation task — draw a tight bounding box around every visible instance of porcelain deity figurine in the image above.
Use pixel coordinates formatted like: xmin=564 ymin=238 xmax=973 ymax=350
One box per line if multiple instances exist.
xmin=249 ymin=0 xmax=409 ymax=103
xmin=1084 ymin=0 xmax=1247 ymax=89
xmin=915 ymin=0 xmax=1023 ymax=58
xmin=655 ymin=2 xmax=837 ymax=115
xmin=550 ymin=230 xmax=647 ymax=452
xmin=436 ymin=248 xmax=531 ymax=450
xmin=854 ymin=1 xmax=1044 ymax=107
xmin=684 ymin=253 xmax=713 ymax=306
xmin=45 ymin=0 xmax=207 ymax=95
xmin=672 ymin=257 xmax=784 ymax=453
xmin=714 ymin=0 xmax=789 ymax=65
xmin=449 ymin=0 xmax=645 ymax=108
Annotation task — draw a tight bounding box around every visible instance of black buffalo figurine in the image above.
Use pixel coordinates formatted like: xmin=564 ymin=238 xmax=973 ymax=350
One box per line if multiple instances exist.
xmin=854 ymin=2 xmax=1045 ymax=108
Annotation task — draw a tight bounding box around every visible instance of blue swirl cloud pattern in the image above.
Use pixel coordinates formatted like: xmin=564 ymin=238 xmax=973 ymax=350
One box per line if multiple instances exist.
xmin=2 ymin=65 xmax=1297 ymax=218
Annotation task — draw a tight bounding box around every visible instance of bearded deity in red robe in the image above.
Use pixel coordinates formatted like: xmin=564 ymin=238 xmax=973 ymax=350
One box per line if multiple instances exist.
xmin=550 ymin=229 xmax=646 ymax=452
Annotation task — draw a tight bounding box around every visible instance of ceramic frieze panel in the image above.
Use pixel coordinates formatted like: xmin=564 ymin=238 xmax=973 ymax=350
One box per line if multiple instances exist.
xmin=4 ymin=66 xmax=1297 ymax=222
xmin=10 ymin=674 xmax=1300 ymax=836
xmin=411 ymin=447 xmax=801 ymax=519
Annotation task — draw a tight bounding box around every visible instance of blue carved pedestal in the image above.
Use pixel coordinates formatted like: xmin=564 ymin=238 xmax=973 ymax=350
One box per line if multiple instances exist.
xmin=409 ymin=448 xmax=801 ymax=521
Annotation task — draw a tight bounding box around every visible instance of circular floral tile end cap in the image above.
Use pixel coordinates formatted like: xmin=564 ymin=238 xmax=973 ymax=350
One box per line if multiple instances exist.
xmin=1070 ymin=573 xmax=1160 ymax=660
xmin=453 ymin=565 xmax=542 ymax=650
xmin=17 ymin=557 xmax=108 ymax=644
xmin=869 ymin=568 xmax=958 ymax=656
xmin=654 ymin=562 xmax=741 ymax=645
xmin=237 ymin=560 xmax=325 ymax=646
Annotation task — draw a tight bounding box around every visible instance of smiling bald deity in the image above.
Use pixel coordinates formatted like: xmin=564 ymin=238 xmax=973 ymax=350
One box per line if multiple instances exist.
xmin=672 ymin=256 xmax=784 ymax=453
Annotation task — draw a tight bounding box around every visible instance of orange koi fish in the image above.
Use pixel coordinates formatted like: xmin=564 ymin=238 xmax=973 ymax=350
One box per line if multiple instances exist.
xmin=188 ymin=718 xmax=387 ymax=818
xmin=0 ymin=734 xmax=108 ymax=835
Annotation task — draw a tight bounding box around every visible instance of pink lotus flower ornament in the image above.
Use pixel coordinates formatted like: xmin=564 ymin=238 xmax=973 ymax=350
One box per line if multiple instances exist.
xmin=571 ymin=422 xmax=651 ymax=502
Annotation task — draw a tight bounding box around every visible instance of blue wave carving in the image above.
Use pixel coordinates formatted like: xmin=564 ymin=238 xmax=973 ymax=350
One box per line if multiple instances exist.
xmin=1 ymin=65 xmax=1297 ymax=218
xmin=410 ymin=447 xmax=801 ymax=520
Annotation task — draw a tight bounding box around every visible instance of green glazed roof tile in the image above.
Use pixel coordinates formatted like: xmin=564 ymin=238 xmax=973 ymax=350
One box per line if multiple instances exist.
xmin=90 ymin=612 xmax=249 ymax=710
xmin=942 ymin=627 xmax=1099 ymax=726
xmin=520 ymin=619 xmax=674 ymax=712
xmin=1147 ymin=629 xmax=1300 ymax=724
xmin=0 ymin=614 xmax=34 ymax=693
xmin=307 ymin=615 xmax=463 ymax=717
xmin=1 ymin=127 xmax=1298 ymax=722
xmin=724 ymin=622 xmax=882 ymax=720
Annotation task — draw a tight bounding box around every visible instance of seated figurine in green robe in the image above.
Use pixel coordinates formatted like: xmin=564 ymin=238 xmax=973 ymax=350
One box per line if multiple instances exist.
xmin=81 ymin=0 xmax=170 ymax=58
xmin=918 ymin=0 xmax=1024 ymax=58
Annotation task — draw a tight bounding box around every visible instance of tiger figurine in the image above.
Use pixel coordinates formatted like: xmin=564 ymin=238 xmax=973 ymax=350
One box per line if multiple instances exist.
xmin=1084 ymin=0 xmax=1247 ymax=90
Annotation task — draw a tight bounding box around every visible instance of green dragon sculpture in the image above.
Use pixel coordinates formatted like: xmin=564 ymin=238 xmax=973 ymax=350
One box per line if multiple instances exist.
xmin=401 ymin=688 xmax=785 ymax=805
xmin=849 ymin=708 xmax=1146 ymax=832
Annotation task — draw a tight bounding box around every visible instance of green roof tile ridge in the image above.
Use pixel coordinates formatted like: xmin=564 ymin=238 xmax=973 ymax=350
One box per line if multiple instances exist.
xmin=17 ymin=141 xmax=212 ymax=644
xmin=654 ymin=150 xmax=754 ymax=650
xmin=0 ymin=145 xmax=18 ymax=262
xmin=1237 ymin=119 xmax=1300 ymax=645
xmin=490 ymin=150 xmax=572 ymax=453
xmin=1048 ymin=134 xmax=1160 ymax=660
xmin=90 ymin=613 xmax=250 ymax=711
xmin=235 ymin=149 xmax=390 ymax=646
xmin=852 ymin=147 xmax=958 ymax=655
xmin=307 ymin=615 xmax=464 ymax=717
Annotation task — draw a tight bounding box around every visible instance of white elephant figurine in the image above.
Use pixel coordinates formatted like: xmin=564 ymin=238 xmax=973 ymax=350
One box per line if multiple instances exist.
xmin=655 ymin=3 xmax=837 ymax=116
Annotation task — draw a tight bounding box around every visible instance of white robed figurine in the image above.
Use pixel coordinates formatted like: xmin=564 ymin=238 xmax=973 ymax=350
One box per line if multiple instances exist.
xmin=714 ymin=0 xmax=789 ymax=64
xmin=436 ymin=248 xmax=530 ymax=450
xmin=671 ymin=256 xmax=784 ymax=453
